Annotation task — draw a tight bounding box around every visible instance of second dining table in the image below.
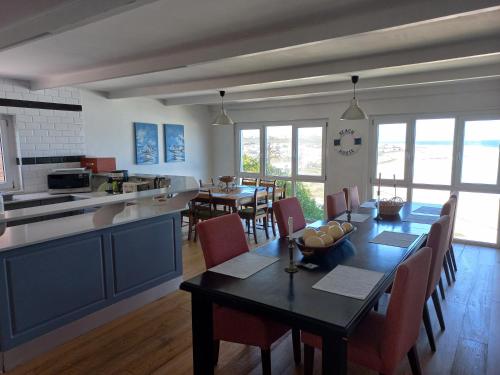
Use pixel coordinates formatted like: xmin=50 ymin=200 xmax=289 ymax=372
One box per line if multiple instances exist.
xmin=180 ymin=202 xmax=435 ymax=375
xmin=195 ymin=185 xmax=283 ymax=212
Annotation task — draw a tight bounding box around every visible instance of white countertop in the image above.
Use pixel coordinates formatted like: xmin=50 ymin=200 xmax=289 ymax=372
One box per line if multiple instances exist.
xmin=0 ymin=175 xmax=199 ymax=252
xmin=1 ymin=175 xmax=199 ymax=224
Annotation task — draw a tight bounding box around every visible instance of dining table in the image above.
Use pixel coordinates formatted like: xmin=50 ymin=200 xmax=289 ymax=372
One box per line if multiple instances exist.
xmin=180 ymin=202 xmax=438 ymax=375
xmin=195 ymin=185 xmax=283 ymax=212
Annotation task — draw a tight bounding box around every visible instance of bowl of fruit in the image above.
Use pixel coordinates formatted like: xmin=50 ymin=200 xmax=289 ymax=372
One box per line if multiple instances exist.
xmin=296 ymin=221 xmax=356 ymax=257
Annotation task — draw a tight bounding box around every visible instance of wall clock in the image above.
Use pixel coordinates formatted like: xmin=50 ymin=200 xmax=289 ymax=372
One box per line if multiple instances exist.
xmin=333 ymin=128 xmax=362 ymax=156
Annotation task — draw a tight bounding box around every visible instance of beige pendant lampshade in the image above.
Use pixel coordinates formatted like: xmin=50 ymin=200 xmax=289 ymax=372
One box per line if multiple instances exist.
xmin=340 ymin=76 xmax=368 ymax=120
xmin=212 ymin=90 xmax=234 ymax=126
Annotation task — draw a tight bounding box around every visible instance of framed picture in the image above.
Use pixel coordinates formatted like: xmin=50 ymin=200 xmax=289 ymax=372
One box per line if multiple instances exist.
xmin=134 ymin=122 xmax=159 ymax=164
xmin=164 ymin=124 xmax=185 ymax=162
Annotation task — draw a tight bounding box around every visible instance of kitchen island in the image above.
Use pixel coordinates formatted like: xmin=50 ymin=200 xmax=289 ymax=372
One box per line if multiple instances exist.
xmin=0 ymin=176 xmax=199 ymax=372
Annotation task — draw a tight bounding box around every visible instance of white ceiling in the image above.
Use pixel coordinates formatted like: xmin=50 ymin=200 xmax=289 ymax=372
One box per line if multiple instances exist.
xmin=0 ymin=0 xmax=499 ymax=106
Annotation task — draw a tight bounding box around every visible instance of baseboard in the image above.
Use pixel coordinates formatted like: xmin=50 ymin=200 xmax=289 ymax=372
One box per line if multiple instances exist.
xmin=0 ymin=276 xmax=182 ymax=373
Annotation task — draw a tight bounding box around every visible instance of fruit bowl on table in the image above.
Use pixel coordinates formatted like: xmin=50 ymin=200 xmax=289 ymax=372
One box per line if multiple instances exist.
xmin=296 ymin=222 xmax=357 ymax=257
xmin=378 ymin=197 xmax=405 ymax=217
xmin=219 ymin=175 xmax=236 ymax=184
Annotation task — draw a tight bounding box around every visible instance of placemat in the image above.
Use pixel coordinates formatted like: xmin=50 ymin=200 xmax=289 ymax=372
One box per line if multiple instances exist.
xmin=208 ymin=252 xmax=279 ymax=279
xmin=370 ymin=231 xmax=419 ymax=248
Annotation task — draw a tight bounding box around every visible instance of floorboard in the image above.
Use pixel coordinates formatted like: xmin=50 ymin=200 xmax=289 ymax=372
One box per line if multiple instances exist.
xmin=6 ymin=226 xmax=500 ymax=375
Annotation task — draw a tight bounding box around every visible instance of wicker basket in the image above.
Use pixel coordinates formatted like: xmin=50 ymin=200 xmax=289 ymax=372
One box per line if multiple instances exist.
xmin=378 ymin=198 xmax=405 ymax=216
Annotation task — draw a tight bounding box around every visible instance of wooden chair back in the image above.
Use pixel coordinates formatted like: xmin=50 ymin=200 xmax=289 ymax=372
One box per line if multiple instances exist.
xmin=251 ymin=188 xmax=269 ymax=219
xmin=326 ymin=191 xmax=347 ymax=219
xmin=343 ymin=185 xmax=360 ymax=210
xmin=260 ymin=179 xmax=277 ymax=202
xmin=242 ymin=177 xmax=258 ymax=186
xmin=424 ymin=215 xmax=450 ymax=299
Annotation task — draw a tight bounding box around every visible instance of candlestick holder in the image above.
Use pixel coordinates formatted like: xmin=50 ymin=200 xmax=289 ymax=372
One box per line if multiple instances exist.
xmin=285 ymin=237 xmax=299 ymax=273
xmin=374 ymin=190 xmax=382 ymax=221
xmin=346 ymin=210 xmax=352 ymax=223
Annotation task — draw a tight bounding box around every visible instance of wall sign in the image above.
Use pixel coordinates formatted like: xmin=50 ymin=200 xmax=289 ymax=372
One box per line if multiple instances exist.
xmin=333 ymin=128 xmax=362 ymax=156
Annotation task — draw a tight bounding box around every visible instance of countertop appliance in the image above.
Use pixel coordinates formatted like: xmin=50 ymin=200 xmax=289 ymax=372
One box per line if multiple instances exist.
xmin=80 ymin=157 xmax=116 ymax=173
xmin=48 ymin=168 xmax=92 ymax=194
xmin=122 ymin=181 xmax=151 ymax=193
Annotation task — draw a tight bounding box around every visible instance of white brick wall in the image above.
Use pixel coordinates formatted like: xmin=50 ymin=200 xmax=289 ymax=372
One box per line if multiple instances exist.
xmin=0 ymin=78 xmax=86 ymax=192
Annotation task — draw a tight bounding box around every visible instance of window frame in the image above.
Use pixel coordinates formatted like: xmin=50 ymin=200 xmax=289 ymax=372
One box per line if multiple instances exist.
xmin=371 ymin=111 xmax=500 ymax=247
xmin=0 ymin=116 xmax=21 ymax=191
xmin=235 ymin=119 xmax=327 ymax=219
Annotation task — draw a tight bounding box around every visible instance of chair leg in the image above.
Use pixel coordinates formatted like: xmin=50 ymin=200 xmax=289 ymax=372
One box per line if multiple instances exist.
xmin=292 ymin=328 xmax=301 ymax=365
xmin=450 ymin=245 xmax=458 ymax=272
xmin=253 ymin=219 xmax=258 ymax=244
xmin=263 ymin=217 xmax=270 ymax=239
xmin=446 ymin=252 xmax=456 ymax=282
xmin=270 ymin=212 xmax=276 ymax=236
xmin=443 ymin=258 xmax=452 ymax=286
xmin=261 ymin=348 xmax=271 ymax=375
xmin=438 ymin=277 xmax=446 ymax=300
xmin=213 ymin=340 xmax=220 ymax=367
xmin=407 ymin=345 xmax=423 ymax=375
xmin=303 ymin=344 xmax=314 ymax=375
xmin=246 ymin=219 xmax=250 ymax=238
xmin=187 ymin=215 xmax=193 ymax=240
xmin=423 ymin=302 xmax=436 ymax=352
xmin=432 ymin=290 xmax=446 ymax=331
xmin=193 ymin=218 xmax=198 ymax=242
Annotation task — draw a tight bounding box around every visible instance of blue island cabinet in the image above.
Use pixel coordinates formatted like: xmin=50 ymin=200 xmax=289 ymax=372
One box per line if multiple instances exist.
xmin=0 ymin=212 xmax=182 ymax=351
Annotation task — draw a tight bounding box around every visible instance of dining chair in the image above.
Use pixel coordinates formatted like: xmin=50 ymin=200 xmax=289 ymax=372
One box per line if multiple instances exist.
xmin=302 ymin=246 xmax=432 ymax=375
xmin=238 ymin=188 xmax=270 ymax=243
xmin=421 ymin=215 xmax=450 ymax=352
xmin=259 ymin=179 xmax=278 ymax=236
xmin=199 ymin=177 xmax=214 ymax=187
xmin=326 ymin=191 xmax=348 ymax=219
xmin=440 ymin=197 xmax=457 ymax=286
xmin=343 ymin=185 xmax=361 ymax=210
xmin=443 ymin=194 xmax=458 ymax=272
xmin=190 ymin=190 xmax=228 ymax=241
xmin=272 ymin=197 xmax=307 ymax=238
xmin=197 ymin=213 xmax=301 ymax=374
xmin=241 ymin=177 xmax=259 ymax=186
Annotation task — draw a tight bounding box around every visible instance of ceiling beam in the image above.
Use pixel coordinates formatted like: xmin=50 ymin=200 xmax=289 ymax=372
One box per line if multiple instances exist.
xmin=0 ymin=0 xmax=159 ymax=52
xmin=31 ymin=0 xmax=500 ymax=89
xmin=106 ymin=36 xmax=500 ymax=99
xmin=160 ymin=64 xmax=500 ymax=106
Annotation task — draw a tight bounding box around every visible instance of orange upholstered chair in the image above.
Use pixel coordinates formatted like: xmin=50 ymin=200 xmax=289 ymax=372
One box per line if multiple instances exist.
xmin=302 ymin=247 xmax=432 ymax=375
xmin=272 ymin=197 xmax=307 ymax=238
xmin=343 ymin=185 xmax=361 ymax=210
xmin=421 ymin=215 xmax=450 ymax=352
xmin=326 ymin=191 xmax=347 ymax=219
xmin=197 ymin=214 xmax=300 ymax=374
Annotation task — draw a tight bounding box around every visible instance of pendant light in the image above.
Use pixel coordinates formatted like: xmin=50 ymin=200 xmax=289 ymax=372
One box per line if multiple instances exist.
xmin=212 ymin=90 xmax=234 ymax=126
xmin=340 ymin=75 xmax=367 ymax=120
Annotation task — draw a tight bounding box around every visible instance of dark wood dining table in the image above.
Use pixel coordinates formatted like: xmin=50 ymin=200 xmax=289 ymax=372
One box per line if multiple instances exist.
xmin=180 ymin=202 xmax=435 ymax=375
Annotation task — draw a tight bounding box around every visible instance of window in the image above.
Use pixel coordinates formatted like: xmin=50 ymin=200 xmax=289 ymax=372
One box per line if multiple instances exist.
xmin=266 ymin=125 xmax=292 ymax=177
xmin=413 ymin=118 xmax=455 ymax=185
xmin=237 ymin=120 xmax=326 ymax=222
xmin=0 ymin=117 xmax=20 ymax=191
xmin=372 ymin=114 xmax=500 ymax=246
xmin=240 ymin=129 xmax=260 ymax=174
xmin=461 ymin=120 xmax=500 ymax=185
xmin=376 ymin=122 xmax=407 ymax=180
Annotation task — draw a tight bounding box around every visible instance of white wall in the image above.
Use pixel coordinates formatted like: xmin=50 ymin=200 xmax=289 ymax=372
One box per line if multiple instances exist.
xmin=0 ymin=78 xmax=84 ymax=192
xmin=212 ymin=79 xmax=500 ymax=201
xmin=82 ymin=90 xmax=213 ymax=182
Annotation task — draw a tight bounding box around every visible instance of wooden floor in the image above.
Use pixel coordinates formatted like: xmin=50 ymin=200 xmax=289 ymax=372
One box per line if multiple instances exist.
xmin=8 ymin=228 xmax=500 ymax=375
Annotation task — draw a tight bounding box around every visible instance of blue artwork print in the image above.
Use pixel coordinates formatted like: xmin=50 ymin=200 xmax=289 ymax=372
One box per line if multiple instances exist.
xmin=164 ymin=124 xmax=185 ymax=162
xmin=134 ymin=122 xmax=159 ymax=164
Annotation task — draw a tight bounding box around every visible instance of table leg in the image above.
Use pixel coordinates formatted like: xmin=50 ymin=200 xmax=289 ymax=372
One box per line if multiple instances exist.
xmin=322 ymin=334 xmax=347 ymax=375
xmin=191 ymin=293 xmax=214 ymax=375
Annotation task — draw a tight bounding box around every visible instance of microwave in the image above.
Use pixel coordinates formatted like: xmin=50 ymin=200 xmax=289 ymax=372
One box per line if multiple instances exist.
xmin=47 ymin=168 xmax=92 ymax=194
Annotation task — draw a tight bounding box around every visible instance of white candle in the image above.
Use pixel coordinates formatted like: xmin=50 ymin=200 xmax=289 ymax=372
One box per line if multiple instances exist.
xmin=347 ymin=187 xmax=350 ymax=211
xmin=288 ymin=216 xmax=294 ymax=238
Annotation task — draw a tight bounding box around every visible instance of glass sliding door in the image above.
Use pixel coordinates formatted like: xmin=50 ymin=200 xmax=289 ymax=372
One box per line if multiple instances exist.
xmin=372 ymin=114 xmax=500 ymax=247
xmin=240 ymin=128 xmax=261 ymax=175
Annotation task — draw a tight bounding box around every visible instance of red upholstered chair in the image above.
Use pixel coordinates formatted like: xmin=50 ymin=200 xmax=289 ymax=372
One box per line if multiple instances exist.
xmin=441 ymin=195 xmax=458 ymax=274
xmin=302 ymin=247 xmax=432 ymax=375
xmin=343 ymin=185 xmax=361 ymax=210
xmin=421 ymin=215 xmax=450 ymax=352
xmin=272 ymin=197 xmax=307 ymax=238
xmin=197 ymin=214 xmax=300 ymax=374
xmin=326 ymin=191 xmax=347 ymax=219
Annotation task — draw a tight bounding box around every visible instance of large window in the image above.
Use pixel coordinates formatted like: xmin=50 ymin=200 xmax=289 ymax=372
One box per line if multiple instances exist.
xmin=237 ymin=120 xmax=326 ymax=222
xmin=0 ymin=117 xmax=20 ymax=191
xmin=373 ymin=114 xmax=500 ymax=247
